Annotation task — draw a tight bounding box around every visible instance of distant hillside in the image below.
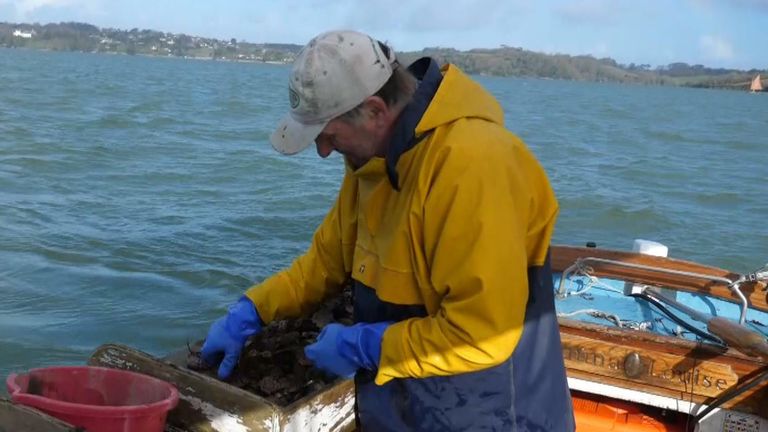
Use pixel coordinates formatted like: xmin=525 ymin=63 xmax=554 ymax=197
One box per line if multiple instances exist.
xmin=2 ymin=21 xmax=765 ymax=91
xmin=0 ymin=21 xmax=303 ymax=62
xmin=398 ymin=47 xmax=765 ymax=90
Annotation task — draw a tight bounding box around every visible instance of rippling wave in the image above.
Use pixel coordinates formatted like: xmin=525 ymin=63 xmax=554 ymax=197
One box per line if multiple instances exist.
xmin=1 ymin=49 xmax=766 ymax=383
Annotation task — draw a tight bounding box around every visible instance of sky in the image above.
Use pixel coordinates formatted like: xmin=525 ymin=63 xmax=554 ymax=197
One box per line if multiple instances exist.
xmin=1 ymin=0 xmax=766 ymax=70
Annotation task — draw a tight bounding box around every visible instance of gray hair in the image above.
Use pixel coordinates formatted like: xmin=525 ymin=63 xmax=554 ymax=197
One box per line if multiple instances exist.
xmin=338 ymin=44 xmax=417 ymax=123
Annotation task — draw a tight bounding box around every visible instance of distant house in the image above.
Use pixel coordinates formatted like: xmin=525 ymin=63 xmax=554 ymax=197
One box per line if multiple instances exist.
xmin=13 ymin=30 xmax=33 ymax=39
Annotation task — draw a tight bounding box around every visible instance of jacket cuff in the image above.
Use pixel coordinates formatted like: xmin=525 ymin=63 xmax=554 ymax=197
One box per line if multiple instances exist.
xmin=374 ymin=322 xmax=407 ymax=385
xmin=244 ymin=272 xmax=294 ymax=324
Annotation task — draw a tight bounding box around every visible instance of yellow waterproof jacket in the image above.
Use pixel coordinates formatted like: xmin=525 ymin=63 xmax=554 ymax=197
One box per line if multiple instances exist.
xmin=246 ymin=63 xmax=558 ymax=386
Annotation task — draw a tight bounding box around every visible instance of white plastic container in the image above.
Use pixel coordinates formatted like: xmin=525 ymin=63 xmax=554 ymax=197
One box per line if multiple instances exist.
xmin=632 ymin=239 xmax=669 ymax=258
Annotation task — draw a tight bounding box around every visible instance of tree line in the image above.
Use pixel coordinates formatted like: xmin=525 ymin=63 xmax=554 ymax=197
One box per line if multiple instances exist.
xmin=0 ymin=21 xmax=302 ymax=62
xmin=2 ymin=21 xmax=764 ymax=90
xmin=397 ymin=47 xmax=764 ymax=90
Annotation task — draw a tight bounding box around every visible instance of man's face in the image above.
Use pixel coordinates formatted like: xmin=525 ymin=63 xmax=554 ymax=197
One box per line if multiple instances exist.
xmin=314 ymin=97 xmax=395 ymax=169
xmin=315 ymin=114 xmax=381 ymax=169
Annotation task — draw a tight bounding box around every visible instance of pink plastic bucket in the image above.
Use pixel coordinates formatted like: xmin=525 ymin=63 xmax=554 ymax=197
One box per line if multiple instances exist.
xmin=7 ymin=366 xmax=178 ymax=432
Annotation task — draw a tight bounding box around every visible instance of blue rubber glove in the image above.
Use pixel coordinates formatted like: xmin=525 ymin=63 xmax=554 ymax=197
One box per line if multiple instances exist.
xmin=201 ymin=297 xmax=262 ymax=380
xmin=305 ymin=322 xmax=391 ymax=378
xmin=304 ymin=324 xmax=360 ymax=378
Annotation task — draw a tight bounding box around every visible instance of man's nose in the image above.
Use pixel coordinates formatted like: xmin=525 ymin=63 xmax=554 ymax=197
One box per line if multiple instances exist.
xmin=315 ymin=138 xmax=334 ymax=158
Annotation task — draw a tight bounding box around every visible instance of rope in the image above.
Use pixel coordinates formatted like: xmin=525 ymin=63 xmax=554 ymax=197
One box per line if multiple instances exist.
xmin=629 ymin=293 xmax=723 ymax=344
xmin=558 ymin=309 xmax=624 ymax=328
xmin=735 ymin=263 xmax=768 ymax=286
xmin=560 ymin=273 xmax=625 ymax=298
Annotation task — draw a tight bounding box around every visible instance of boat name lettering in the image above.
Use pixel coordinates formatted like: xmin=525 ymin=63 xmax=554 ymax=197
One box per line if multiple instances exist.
xmin=562 ymin=342 xmax=730 ymax=391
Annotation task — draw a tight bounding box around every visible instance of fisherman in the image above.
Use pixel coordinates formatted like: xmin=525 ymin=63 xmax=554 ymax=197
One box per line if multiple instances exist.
xmin=201 ymin=29 xmax=574 ymax=431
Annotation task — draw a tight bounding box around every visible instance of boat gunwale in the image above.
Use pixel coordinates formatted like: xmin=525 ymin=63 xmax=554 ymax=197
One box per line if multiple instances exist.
xmin=551 ymin=245 xmax=768 ymax=313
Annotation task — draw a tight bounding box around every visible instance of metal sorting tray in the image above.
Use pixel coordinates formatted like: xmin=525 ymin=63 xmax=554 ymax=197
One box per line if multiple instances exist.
xmin=88 ymin=344 xmax=355 ymax=432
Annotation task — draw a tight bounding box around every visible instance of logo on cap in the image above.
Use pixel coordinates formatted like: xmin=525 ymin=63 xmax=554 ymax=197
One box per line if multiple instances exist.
xmin=289 ymin=88 xmax=300 ymax=109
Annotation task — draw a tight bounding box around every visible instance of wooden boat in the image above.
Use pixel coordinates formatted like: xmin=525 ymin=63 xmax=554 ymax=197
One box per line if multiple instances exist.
xmin=553 ymin=242 xmax=768 ymax=431
xmin=4 ymin=242 xmax=768 ymax=431
xmin=751 ymin=74 xmax=763 ymax=93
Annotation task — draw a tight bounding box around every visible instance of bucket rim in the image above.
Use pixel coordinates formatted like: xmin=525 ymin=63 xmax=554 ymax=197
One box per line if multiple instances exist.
xmin=6 ymin=365 xmax=179 ymax=417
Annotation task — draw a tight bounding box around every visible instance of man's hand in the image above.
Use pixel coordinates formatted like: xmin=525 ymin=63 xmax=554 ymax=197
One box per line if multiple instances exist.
xmin=201 ymin=297 xmax=262 ymax=379
xmin=305 ymin=322 xmax=391 ymax=378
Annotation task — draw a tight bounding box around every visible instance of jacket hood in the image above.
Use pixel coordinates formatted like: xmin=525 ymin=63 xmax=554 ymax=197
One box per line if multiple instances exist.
xmin=416 ymin=64 xmax=505 ymax=135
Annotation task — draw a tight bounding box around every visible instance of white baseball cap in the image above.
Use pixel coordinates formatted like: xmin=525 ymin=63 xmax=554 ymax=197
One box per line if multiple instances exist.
xmin=270 ymin=30 xmax=396 ymax=155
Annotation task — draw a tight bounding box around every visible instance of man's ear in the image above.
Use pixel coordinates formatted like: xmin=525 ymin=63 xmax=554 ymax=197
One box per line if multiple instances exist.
xmin=363 ymin=96 xmax=389 ymax=124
